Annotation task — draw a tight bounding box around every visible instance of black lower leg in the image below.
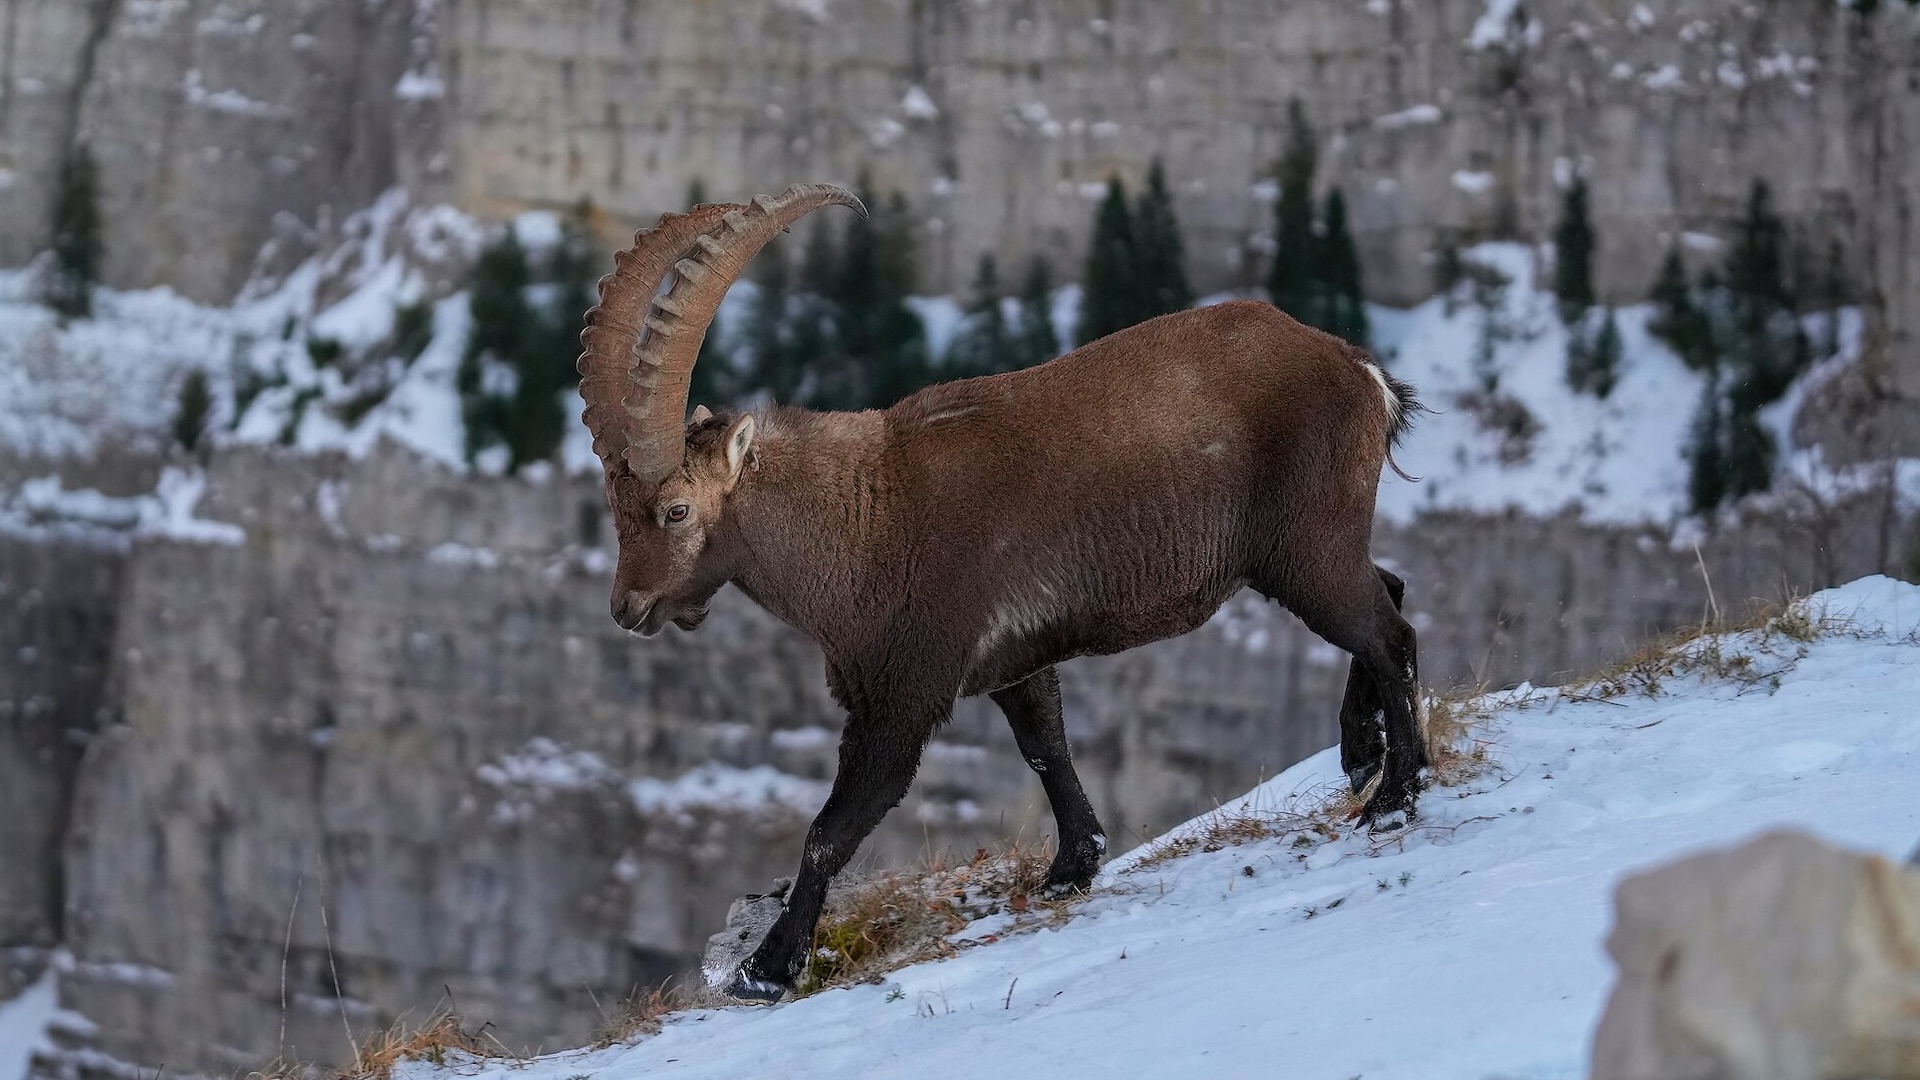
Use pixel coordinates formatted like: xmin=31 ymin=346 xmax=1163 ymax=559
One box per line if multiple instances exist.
xmin=992 ymin=666 xmax=1105 ymax=893
xmin=1337 ymin=566 xmax=1406 ymax=794
xmin=731 ymin=703 xmax=939 ymax=998
xmin=1359 ymin=601 xmax=1425 ymax=823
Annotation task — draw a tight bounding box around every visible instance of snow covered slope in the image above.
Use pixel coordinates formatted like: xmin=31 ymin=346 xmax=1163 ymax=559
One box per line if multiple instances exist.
xmin=397 ymin=576 xmax=1920 ymax=1080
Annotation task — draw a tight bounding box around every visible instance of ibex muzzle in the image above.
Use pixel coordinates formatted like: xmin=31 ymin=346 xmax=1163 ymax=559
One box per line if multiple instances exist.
xmin=575 ymin=183 xmax=1429 ymax=1002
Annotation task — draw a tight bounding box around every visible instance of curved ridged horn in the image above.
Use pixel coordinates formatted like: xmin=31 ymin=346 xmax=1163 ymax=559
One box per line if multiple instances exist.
xmin=577 ymin=183 xmax=867 ymax=484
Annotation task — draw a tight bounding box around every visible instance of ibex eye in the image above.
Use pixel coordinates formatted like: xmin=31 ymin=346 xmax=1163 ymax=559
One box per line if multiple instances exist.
xmin=666 ymin=504 xmax=690 ymax=523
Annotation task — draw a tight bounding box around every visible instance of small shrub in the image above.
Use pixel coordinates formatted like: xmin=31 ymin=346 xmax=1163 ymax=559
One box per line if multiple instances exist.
xmin=307 ymin=337 xmax=345 ymax=369
xmin=391 ymin=300 xmax=434 ymax=363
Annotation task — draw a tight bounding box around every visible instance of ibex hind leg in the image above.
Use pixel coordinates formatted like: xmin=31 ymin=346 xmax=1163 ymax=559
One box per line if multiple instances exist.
xmin=1335 ymin=565 xmax=1408 ymax=797
xmin=991 ymin=666 xmax=1106 ymax=895
xmin=1267 ymin=563 xmax=1427 ymax=827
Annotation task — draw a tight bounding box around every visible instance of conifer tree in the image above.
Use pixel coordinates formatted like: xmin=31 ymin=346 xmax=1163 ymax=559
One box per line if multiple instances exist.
xmin=458 ymin=225 xmax=534 ymax=464
xmin=1685 ymin=382 xmax=1729 ymax=514
xmin=1567 ymin=309 xmax=1621 ymax=398
xmin=1133 ymin=159 xmax=1192 ymax=319
xmin=543 ymin=198 xmax=597 ymax=387
xmin=1267 ymin=99 xmax=1318 ymax=320
xmin=1817 ymin=239 xmax=1848 ymax=359
xmin=946 ymin=253 xmax=1010 ymax=379
xmin=1648 ymin=246 xmax=1712 ymax=372
xmin=1314 ymin=187 xmax=1370 ymax=348
xmin=1075 ymin=176 xmax=1139 ymax=347
xmin=173 ymin=369 xmax=212 ymax=453
xmin=43 ymin=146 xmax=103 ymax=319
xmin=744 ymin=245 xmax=802 ymax=403
xmin=1013 ymin=255 xmax=1060 ymax=370
xmin=1552 ymin=178 xmax=1597 ymax=323
xmin=811 ymin=182 xmax=930 ymax=409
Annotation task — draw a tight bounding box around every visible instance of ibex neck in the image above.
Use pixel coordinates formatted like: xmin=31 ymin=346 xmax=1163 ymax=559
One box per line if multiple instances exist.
xmin=724 ymin=406 xmax=891 ymax=639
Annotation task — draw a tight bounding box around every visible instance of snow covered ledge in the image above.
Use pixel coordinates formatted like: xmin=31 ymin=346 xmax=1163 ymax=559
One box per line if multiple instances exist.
xmin=372 ymin=577 xmax=1919 ymax=1080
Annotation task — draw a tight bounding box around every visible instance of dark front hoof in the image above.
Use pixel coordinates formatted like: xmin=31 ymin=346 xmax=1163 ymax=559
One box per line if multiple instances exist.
xmin=1039 ymin=876 xmax=1092 ymax=901
xmin=724 ymin=971 xmax=789 ymax=1004
xmin=1042 ymin=835 xmax=1104 ymax=897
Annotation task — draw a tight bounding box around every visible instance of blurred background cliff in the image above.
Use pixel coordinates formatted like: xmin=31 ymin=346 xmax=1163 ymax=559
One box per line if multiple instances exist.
xmin=2 ymin=0 xmax=1918 ymax=1074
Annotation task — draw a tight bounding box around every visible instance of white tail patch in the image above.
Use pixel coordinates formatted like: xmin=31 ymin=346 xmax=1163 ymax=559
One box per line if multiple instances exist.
xmin=1359 ymin=358 xmax=1400 ymax=428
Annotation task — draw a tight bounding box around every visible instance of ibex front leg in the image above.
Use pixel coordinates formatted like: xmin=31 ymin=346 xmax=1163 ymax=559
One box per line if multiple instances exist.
xmin=728 ymin=692 xmax=943 ymax=1001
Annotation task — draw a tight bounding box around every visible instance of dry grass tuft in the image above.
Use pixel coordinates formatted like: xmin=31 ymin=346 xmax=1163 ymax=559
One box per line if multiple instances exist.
xmin=1562 ymin=592 xmax=1860 ymax=704
xmin=594 ymin=982 xmax=700 ymax=1046
xmin=795 ymin=841 xmax=1065 ymax=996
xmin=245 ymin=1008 xmax=519 ymax=1080
xmin=336 ymin=1010 xmax=517 ymax=1080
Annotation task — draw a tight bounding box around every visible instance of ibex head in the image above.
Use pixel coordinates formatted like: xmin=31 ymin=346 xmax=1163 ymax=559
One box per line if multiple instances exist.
xmin=576 ymin=184 xmax=865 ymax=634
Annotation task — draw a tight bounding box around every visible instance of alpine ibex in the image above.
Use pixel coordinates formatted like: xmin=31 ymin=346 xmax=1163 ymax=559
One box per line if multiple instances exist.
xmin=577 ymin=184 xmax=1427 ymax=1000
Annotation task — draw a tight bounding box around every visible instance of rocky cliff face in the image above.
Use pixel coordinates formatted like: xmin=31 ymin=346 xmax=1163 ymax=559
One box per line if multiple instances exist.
xmin=0 ymin=0 xmax=1914 ymax=448
xmin=7 ymin=441 xmax=1907 ymax=1076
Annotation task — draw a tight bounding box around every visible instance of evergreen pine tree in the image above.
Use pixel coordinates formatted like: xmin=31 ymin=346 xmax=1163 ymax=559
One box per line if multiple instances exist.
xmin=866 ymin=191 xmax=933 ymax=407
xmin=1013 ymin=255 xmax=1060 ymax=370
xmin=744 ymin=245 xmax=802 ymax=403
xmin=1648 ymin=246 xmax=1713 ymax=372
xmin=1685 ymin=381 xmax=1728 ymax=514
xmin=1552 ymin=178 xmax=1597 ymax=323
xmin=1568 ymin=309 xmax=1622 ymax=398
xmin=543 ymin=198 xmax=597 ymax=388
xmin=1075 ymin=176 xmax=1138 ymax=346
xmin=173 ymin=369 xmax=212 ymax=453
xmin=459 ymin=225 xmax=534 ymax=464
xmin=1315 ymin=187 xmax=1370 ymax=348
xmin=1267 ymin=99 xmax=1318 ymax=320
xmin=946 ymin=253 xmax=1010 ymax=379
xmin=43 ymin=146 xmax=103 ymax=319
xmin=1818 ymin=239 xmax=1848 ymax=359
xmin=810 ymin=181 xmax=929 ymax=409
xmin=1133 ymin=159 xmax=1192 ymax=319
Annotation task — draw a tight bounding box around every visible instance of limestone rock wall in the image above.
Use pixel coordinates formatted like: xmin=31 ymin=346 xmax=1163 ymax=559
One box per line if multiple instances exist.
xmin=0 ymin=1 xmax=1914 ymax=448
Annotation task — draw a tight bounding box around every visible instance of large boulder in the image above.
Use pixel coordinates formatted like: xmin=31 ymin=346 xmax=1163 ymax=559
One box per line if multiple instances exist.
xmin=1591 ymin=829 xmax=1920 ymax=1080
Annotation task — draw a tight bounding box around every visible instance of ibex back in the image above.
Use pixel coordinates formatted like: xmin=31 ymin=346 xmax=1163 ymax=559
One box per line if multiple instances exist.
xmin=576 ymin=184 xmax=1428 ymax=1001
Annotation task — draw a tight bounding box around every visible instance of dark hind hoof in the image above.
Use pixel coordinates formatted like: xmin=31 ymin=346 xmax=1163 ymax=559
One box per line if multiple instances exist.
xmin=725 ymin=971 xmax=789 ymax=1003
xmin=1359 ymin=774 xmax=1421 ymax=830
xmin=1346 ymin=761 xmax=1382 ymax=799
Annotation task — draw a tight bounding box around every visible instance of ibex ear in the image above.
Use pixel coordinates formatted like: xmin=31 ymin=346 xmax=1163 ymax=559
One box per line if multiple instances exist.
xmin=722 ymin=414 xmax=756 ymax=489
xmin=690 ymin=405 xmax=713 ymax=424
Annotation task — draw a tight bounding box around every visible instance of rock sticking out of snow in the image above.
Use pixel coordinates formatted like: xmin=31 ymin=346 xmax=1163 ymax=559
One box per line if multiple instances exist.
xmin=1591 ymin=829 xmax=1920 ymax=1080
xmin=701 ymin=880 xmax=792 ymax=990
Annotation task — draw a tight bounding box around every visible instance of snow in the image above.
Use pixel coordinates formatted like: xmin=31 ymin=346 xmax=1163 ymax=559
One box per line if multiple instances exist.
xmin=134 ymin=467 xmax=245 ymax=546
xmin=0 ymin=970 xmax=55 ymax=1080
xmin=1468 ymin=0 xmax=1522 ymax=48
xmin=395 ymin=578 xmax=1920 ymax=1080
xmin=395 ymin=70 xmax=445 ymax=101
xmin=1450 ymin=168 xmax=1495 ymax=194
xmin=900 ymin=85 xmax=939 ymax=120
xmin=628 ymin=764 xmax=830 ymax=820
xmin=1374 ymin=103 xmax=1442 ymax=129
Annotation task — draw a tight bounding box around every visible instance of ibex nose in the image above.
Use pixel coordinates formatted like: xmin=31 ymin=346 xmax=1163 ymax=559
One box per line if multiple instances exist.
xmin=612 ymin=591 xmax=651 ymax=630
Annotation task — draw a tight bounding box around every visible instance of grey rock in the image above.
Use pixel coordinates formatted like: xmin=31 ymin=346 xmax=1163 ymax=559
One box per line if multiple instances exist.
xmin=700 ymin=880 xmax=791 ymax=992
xmin=1591 ymin=829 xmax=1920 ymax=1080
